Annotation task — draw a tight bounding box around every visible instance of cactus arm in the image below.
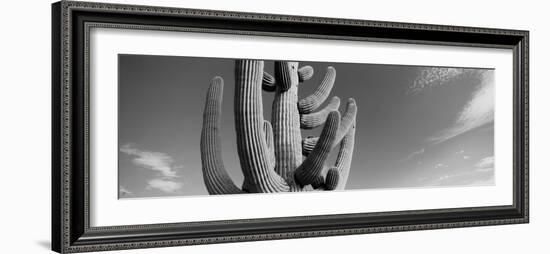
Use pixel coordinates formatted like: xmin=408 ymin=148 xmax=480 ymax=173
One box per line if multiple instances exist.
xmin=311 ymin=175 xmax=326 ymax=189
xmin=274 ymin=61 xmax=299 ymax=92
xmin=263 ymin=120 xmax=275 ymax=168
xmin=234 ymin=60 xmax=290 ymax=193
xmin=324 ymin=167 xmax=340 ymax=190
xmin=271 ymin=61 xmax=303 ymax=178
xmin=333 ymin=99 xmax=357 ymax=147
xmin=200 ymin=77 xmax=244 ymax=195
xmin=302 ymin=137 xmax=318 ymax=156
xmin=329 ymin=123 xmax=356 ymax=190
xmin=298 ymin=65 xmax=314 ymax=82
xmin=301 ymin=98 xmax=356 ymax=156
xmin=298 ymin=66 xmax=336 ymax=113
xmin=317 ymin=124 xmax=356 ymax=191
xmin=294 ymin=111 xmax=340 ymax=186
xmin=300 ymin=96 xmax=340 ymax=130
xmin=262 ymin=71 xmax=276 ymax=92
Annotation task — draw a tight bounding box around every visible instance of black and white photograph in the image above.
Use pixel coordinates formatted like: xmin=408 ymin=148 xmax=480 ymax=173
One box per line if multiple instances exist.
xmin=45 ymin=1 xmax=532 ymax=253
xmin=118 ymin=54 xmax=495 ymax=199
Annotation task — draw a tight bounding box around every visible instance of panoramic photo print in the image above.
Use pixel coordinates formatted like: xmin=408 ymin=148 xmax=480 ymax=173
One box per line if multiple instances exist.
xmin=118 ymin=54 xmax=494 ymax=199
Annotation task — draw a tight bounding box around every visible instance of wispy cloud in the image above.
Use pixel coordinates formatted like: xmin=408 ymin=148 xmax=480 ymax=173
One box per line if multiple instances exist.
xmin=146 ymin=179 xmax=183 ymax=193
xmin=424 ymin=170 xmax=494 ymax=186
xmin=434 ymin=163 xmax=448 ymax=169
xmin=404 ymin=148 xmax=425 ymax=161
xmin=120 ymin=143 xmax=179 ymax=178
xmin=120 ymin=143 xmax=183 ymax=194
xmin=475 ymin=156 xmax=494 ymax=171
xmin=403 ymin=69 xmax=494 ymax=164
xmin=119 ymin=186 xmax=133 ymax=197
xmin=428 ymin=71 xmax=494 ymax=144
xmin=419 ymin=156 xmax=495 ymax=187
xmin=408 ymin=68 xmax=465 ymax=95
xmin=407 ymin=68 xmax=494 ymax=144
xmin=455 ymin=150 xmax=470 ymax=160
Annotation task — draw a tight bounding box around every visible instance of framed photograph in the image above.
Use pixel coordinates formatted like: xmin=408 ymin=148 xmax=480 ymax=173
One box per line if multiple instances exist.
xmin=52 ymin=1 xmax=529 ymax=253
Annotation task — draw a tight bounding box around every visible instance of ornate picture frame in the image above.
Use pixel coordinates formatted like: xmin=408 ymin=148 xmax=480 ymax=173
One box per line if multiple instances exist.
xmin=52 ymin=1 xmax=529 ymax=253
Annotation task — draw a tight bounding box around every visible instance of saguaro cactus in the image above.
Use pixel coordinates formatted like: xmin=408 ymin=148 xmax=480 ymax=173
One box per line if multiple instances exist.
xmin=200 ymin=59 xmax=357 ymax=193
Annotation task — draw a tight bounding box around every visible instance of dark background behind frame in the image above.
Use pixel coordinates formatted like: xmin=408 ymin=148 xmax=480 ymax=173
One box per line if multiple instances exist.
xmin=51 ymin=1 xmax=528 ymax=253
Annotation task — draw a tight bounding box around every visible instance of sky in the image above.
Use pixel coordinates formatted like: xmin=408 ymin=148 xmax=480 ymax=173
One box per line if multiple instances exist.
xmin=118 ymin=54 xmax=495 ymax=198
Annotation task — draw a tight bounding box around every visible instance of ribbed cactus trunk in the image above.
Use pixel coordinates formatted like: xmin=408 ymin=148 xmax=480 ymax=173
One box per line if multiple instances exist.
xmin=272 ymin=62 xmax=303 ymax=180
xmin=200 ymin=59 xmax=358 ymax=194
xmin=234 ymin=60 xmax=290 ymax=193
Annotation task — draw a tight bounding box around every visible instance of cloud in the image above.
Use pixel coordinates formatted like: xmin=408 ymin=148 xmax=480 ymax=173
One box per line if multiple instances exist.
xmin=120 ymin=143 xmax=179 ymax=178
xmin=475 ymin=156 xmax=494 ymax=172
xmin=455 ymin=150 xmax=470 ymax=160
xmin=434 ymin=163 xmax=448 ymax=169
xmin=120 ymin=143 xmax=184 ymax=194
xmin=404 ymin=148 xmax=425 ymax=161
xmin=119 ymin=186 xmax=133 ymax=197
xmin=146 ymin=179 xmax=183 ymax=193
xmin=425 ymin=170 xmax=494 ymax=186
xmin=419 ymin=156 xmax=495 ymax=187
xmin=408 ymin=68 xmax=465 ymax=94
xmin=475 ymin=156 xmax=494 ymax=169
xmin=407 ymin=68 xmax=494 ymax=144
xmin=428 ymin=71 xmax=494 ymax=144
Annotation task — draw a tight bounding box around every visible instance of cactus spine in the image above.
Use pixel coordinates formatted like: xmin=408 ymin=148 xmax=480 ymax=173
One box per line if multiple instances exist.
xmin=201 ymin=59 xmax=358 ymax=193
